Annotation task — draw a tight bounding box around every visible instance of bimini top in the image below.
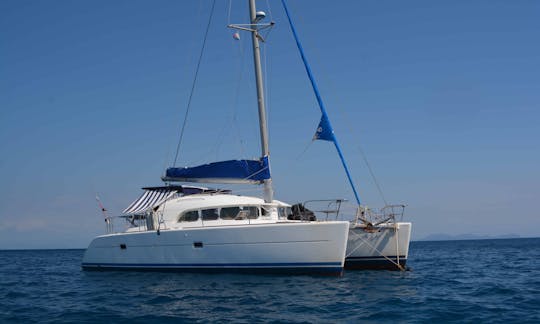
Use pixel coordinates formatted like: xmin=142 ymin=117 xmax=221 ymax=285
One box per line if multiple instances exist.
xmin=123 ymin=185 xmax=229 ymax=215
xmin=162 ymin=157 xmax=270 ymax=184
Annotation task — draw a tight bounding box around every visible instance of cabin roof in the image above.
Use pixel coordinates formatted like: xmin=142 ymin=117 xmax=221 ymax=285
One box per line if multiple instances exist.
xmin=163 ymin=194 xmax=290 ymax=212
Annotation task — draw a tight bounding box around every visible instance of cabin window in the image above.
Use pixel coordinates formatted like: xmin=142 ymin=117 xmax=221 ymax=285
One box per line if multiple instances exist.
xmin=261 ymin=206 xmax=271 ymax=216
xmin=278 ymin=207 xmax=287 ymax=219
xmin=244 ymin=206 xmax=259 ymax=219
xmin=201 ymin=208 xmax=219 ymax=221
xmin=220 ymin=207 xmax=240 ymax=220
xmin=179 ymin=210 xmax=199 ymax=222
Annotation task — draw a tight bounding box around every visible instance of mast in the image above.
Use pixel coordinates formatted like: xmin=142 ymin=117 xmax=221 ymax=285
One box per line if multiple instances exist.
xmin=248 ymin=0 xmax=273 ymax=203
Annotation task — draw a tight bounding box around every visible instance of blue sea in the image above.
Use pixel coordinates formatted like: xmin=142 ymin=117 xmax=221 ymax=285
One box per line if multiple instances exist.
xmin=1 ymin=238 xmax=539 ymax=323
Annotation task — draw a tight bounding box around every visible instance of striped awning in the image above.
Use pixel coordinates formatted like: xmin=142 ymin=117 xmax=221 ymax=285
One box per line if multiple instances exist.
xmin=122 ymin=188 xmax=177 ymax=215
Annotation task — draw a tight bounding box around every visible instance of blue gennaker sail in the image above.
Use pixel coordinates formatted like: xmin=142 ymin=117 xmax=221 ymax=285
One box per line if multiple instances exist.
xmin=282 ymin=0 xmax=361 ymax=205
xmin=313 ymin=114 xmax=335 ymax=142
xmin=162 ymin=156 xmax=270 ymax=184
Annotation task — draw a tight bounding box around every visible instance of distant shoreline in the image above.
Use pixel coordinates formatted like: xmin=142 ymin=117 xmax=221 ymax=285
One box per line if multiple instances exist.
xmin=414 ymin=234 xmax=538 ymax=242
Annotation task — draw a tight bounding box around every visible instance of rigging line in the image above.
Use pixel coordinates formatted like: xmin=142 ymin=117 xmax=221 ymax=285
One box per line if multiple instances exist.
xmin=227 ymin=0 xmax=232 ymax=26
xmin=233 ymin=36 xmax=249 ymax=158
xmin=163 ymin=1 xmax=205 ymax=171
xmin=295 ymin=140 xmax=313 ymax=161
xmin=162 ymin=140 xmax=173 ymax=176
xmin=321 ymin=73 xmax=388 ymax=205
xmin=212 ymin=32 xmax=249 ymax=160
xmin=265 ymin=0 xmax=274 ymax=21
xmin=172 ymin=0 xmax=217 ymax=167
xmin=291 ymin=19 xmax=388 ymax=207
xmin=281 ymin=0 xmax=362 ymax=206
xmin=318 ymin=70 xmax=388 ymax=205
xmin=358 ymin=143 xmax=388 ymax=205
xmin=263 ymin=41 xmax=270 ymax=139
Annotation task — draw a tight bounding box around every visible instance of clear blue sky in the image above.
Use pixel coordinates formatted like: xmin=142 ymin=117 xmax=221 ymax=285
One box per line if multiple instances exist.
xmin=1 ymin=0 xmax=539 ymax=248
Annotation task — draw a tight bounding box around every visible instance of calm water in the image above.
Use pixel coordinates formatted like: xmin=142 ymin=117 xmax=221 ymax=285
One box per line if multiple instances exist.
xmin=1 ymin=238 xmax=539 ymax=323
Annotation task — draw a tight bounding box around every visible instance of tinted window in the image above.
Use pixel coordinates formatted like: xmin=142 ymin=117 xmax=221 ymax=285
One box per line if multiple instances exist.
xmin=179 ymin=210 xmax=199 ymax=222
xmin=220 ymin=207 xmax=240 ymax=220
xmin=201 ymin=208 xmax=219 ymax=221
xmin=244 ymin=206 xmax=259 ymax=219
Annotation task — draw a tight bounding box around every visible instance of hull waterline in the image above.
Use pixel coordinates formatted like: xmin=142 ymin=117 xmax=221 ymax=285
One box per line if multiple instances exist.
xmin=82 ymin=221 xmax=349 ymax=275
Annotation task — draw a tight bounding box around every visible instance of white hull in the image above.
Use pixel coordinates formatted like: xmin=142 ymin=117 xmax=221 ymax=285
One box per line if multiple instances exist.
xmin=82 ymin=221 xmax=349 ymax=274
xmin=345 ymin=222 xmax=411 ymax=270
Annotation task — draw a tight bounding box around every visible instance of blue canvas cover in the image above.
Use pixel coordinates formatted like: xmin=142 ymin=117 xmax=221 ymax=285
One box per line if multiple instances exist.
xmin=162 ymin=156 xmax=270 ymax=184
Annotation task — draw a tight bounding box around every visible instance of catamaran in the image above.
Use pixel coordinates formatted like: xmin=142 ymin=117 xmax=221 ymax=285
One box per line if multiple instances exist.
xmin=82 ymin=0 xmax=412 ymax=273
xmin=82 ymin=0 xmax=350 ymax=275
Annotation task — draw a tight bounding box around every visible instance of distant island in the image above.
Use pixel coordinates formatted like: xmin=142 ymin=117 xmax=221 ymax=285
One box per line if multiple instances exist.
xmin=417 ymin=233 xmax=522 ymax=241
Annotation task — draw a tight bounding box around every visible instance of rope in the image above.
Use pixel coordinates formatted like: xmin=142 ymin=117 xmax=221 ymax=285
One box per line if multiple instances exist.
xmin=265 ymin=0 xmax=273 ymax=21
xmin=306 ymin=44 xmax=388 ymax=205
xmin=277 ymin=0 xmax=387 ymax=206
xmin=282 ymin=0 xmax=362 ymax=206
xmin=295 ymin=140 xmax=313 ymax=161
xmin=173 ymin=0 xmax=217 ymax=166
xmin=227 ymin=0 xmax=232 ymax=25
xmin=357 ymin=144 xmax=388 ymax=206
xmin=301 ymin=43 xmax=388 ymax=206
xmin=213 ymin=24 xmax=250 ymax=160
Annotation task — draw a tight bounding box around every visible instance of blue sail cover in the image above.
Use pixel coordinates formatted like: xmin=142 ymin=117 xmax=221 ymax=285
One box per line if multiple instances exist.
xmin=163 ymin=156 xmax=270 ymax=184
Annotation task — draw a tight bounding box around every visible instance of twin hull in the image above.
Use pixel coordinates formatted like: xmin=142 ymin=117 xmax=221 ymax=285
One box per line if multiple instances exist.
xmin=345 ymin=222 xmax=412 ymax=270
xmin=82 ymin=222 xmax=349 ymax=274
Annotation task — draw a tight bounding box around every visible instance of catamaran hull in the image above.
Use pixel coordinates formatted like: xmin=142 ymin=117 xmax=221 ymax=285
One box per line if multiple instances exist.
xmin=82 ymin=222 xmax=349 ymax=275
xmin=345 ymin=222 xmax=411 ymax=270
